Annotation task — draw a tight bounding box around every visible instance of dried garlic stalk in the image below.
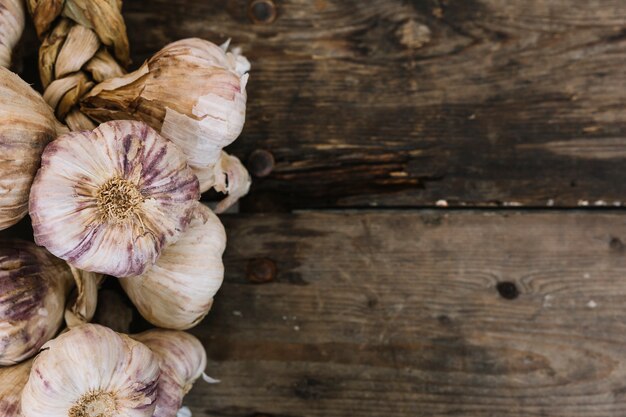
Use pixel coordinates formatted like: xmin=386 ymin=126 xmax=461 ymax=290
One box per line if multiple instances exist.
xmin=121 ymin=202 xmax=226 ymax=329
xmin=133 ymin=329 xmax=208 ymax=417
xmin=0 ymin=359 xmax=31 ymax=416
xmin=29 ymin=120 xmax=200 ymax=277
xmin=21 ymin=324 xmax=160 ymax=417
xmin=0 ymin=240 xmax=74 ymax=366
xmin=0 ymin=0 xmax=24 ymax=68
xmin=0 ymin=67 xmax=61 ymax=231
xmin=27 ymin=0 xmax=129 ymax=127
xmin=83 ymin=38 xmax=252 ymax=211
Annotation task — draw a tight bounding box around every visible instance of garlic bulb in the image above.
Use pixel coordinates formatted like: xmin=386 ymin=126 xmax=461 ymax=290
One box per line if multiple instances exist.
xmin=133 ymin=329 xmax=207 ymax=417
xmin=29 ymin=119 xmax=200 ymax=277
xmin=21 ymin=324 xmax=160 ymax=417
xmin=0 ymin=0 xmax=24 ymax=68
xmin=0 ymin=67 xmax=60 ymax=231
xmin=0 ymin=240 xmax=74 ymax=366
xmin=83 ymin=38 xmax=250 ymax=169
xmin=0 ymin=359 xmax=31 ymax=416
xmin=121 ymin=202 xmax=226 ymax=330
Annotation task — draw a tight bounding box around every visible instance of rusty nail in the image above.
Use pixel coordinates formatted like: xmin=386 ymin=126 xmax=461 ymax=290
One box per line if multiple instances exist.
xmin=248 ymin=149 xmax=275 ymax=178
xmin=246 ymin=258 xmax=277 ymax=283
xmin=248 ymin=0 xmax=277 ymax=24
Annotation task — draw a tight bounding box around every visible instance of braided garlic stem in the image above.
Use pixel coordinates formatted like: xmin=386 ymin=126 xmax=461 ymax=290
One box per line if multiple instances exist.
xmin=0 ymin=0 xmax=24 ymax=68
xmin=27 ymin=0 xmax=129 ymax=130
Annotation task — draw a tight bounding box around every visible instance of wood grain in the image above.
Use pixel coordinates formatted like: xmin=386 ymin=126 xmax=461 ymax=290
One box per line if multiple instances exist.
xmin=186 ymin=211 xmax=626 ymax=416
xmin=114 ymin=0 xmax=626 ymax=210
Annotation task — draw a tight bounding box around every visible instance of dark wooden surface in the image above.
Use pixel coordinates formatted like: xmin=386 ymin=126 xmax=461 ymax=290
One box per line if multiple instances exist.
xmin=13 ymin=2 xmax=626 ymax=416
xmin=119 ymin=0 xmax=626 ymax=210
xmin=186 ymin=211 xmax=626 ymax=416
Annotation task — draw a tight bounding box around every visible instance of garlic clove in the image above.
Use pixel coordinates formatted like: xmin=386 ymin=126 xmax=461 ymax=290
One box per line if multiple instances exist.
xmin=0 ymin=359 xmax=31 ymax=416
xmin=0 ymin=0 xmax=24 ymax=68
xmin=64 ymin=266 xmax=104 ymax=328
xmin=21 ymin=324 xmax=160 ymax=417
xmin=0 ymin=67 xmax=60 ymax=231
xmin=194 ymin=151 xmax=251 ymax=213
xmin=0 ymin=240 xmax=74 ymax=366
xmin=132 ymin=329 xmax=208 ymax=417
xmin=121 ymin=202 xmax=226 ymax=330
xmin=82 ymin=38 xmax=250 ymax=169
xmin=29 ymin=119 xmax=200 ymax=277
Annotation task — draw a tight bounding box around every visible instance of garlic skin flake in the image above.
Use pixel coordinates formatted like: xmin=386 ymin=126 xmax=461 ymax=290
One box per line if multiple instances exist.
xmin=0 ymin=67 xmax=60 ymax=231
xmin=0 ymin=359 xmax=31 ymax=416
xmin=21 ymin=324 xmax=160 ymax=417
xmin=83 ymin=38 xmax=250 ymax=168
xmin=133 ymin=329 xmax=207 ymax=417
xmin=121 ymin=203 xmax=226 ymax=330
xmin=0 ymin=240 xmax=73 ymax=366
xmin=29 ymin=120 xmax=200 ymax=277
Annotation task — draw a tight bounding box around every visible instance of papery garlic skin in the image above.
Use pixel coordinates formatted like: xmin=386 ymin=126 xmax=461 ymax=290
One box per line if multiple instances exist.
xmin=0 ymin=0 xmax=24 ymax=68
xmin=29 ymin=120 xmax=200 ymax=277
xmin=194 ymin=151 xmax=251 ymax=214
xmin=133 ymin=330 xmax=207 ymax=417
xmin=121 ymin=203 xmax=226 ymax=330
xmin=21 ymin=324 xmax=160 ymax=417
xmin=0 ymin=67 xmax=59 ymax=231
xmin=0 ymin=240 xmax=73 ymax=366
xmin=0 ymin=359 xmax=31 ymax=416
xmin=83 ymin=38 xmax=250 ymax=169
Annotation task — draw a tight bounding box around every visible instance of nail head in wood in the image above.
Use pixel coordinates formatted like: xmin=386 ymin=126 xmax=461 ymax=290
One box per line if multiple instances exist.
xmin=246 ymin=258 xmax=277 ymax=283
xmin=248 ymin=149 xmax=275 ymax=178
xmin=248 ymin=0 xmax=277 ymax=24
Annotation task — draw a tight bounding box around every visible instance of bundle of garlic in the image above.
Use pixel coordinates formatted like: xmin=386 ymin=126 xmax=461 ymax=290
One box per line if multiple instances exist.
xmin=0 ymin=0 xmax=24 ymax=68
xmin=27 ymin=0 xmax=128 ymax=129
xmin=82 ymin=38 xmax=252 ymax=212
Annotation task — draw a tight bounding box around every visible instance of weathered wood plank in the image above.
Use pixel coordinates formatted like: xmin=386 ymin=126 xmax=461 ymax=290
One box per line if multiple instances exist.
xmin=187 ymin=211 xmax=626 ymax=416
xmin=117 ymin=0 xmax=626 ymax=210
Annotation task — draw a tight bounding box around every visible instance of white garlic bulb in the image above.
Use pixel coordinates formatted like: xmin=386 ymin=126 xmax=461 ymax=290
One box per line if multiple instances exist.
xmin=133 ymin=329 xmax=208 ymax=417
xmin=0 ymin=0 xmax=24 ymax=68
xmin=83 ymin=38 xmax=250 ymax=169
xmin=0 ymin=359 xmax=31 ymax=416
xmin=0 ymin=67 xmax=60 ymax=231
xmin=21 ymin=324 xmax=160 ymax=417
xmin=29 ymin=119 xmax=200 ymax=277
xmin=0 ymin=240 xmax=74 ymax=366
xmin=121 ymin=202 xmax=226 ymax=330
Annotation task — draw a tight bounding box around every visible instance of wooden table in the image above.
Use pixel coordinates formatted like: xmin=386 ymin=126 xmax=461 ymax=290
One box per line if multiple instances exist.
xmin=23 ymin=0 xmax=626 ymax=415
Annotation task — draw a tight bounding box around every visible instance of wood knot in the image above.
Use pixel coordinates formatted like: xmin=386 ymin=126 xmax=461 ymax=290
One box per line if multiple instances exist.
xmin=248 ymin=0 xmax=277 ymax=24
xmin=496 ymin=281 xmax=519 ymax=300
xmin=397 ymin=20 xmax=431 ymax=49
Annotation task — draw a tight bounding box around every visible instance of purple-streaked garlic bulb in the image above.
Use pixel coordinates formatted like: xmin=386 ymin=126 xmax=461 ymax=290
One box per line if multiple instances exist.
xmin=133 ymin=329 xmax=208 ymax=417
xmin=21 ymin=324 xmax=160 ymax=417
xmin=29 ymin=120 xmax=200 ymax=277
xmin=0 ymin=240 xmax=73 ymax=366
xmin=121 ymin=202 xmax=226 ymax=329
